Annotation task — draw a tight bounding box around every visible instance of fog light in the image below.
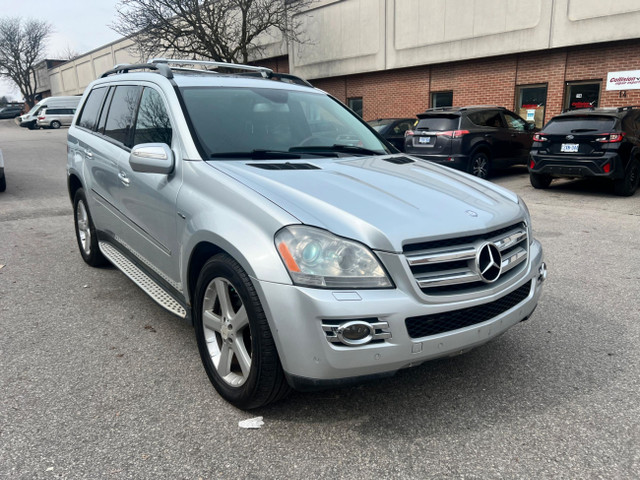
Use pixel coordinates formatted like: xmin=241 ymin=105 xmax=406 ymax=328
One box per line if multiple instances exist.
xmin=322 ymin=319 xmax=391 ymax=346
xmin=538 ymin=262 xmax=547 ymax=283
xmin=337 ymin=321 xmax=374 ymax=345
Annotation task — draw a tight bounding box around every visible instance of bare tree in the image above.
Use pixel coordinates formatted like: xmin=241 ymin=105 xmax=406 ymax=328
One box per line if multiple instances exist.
xmin=112 ymin=0 xmax=314 ymax=64
xmin=57 ymin=44 xmax=80 ymax=61
xmin=0 ymin=17 xmax=51 ymax=108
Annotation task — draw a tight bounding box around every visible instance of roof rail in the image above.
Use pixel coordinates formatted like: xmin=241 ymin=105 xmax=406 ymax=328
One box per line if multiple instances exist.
xmin=101 ymin=63 xmax=173 ymax=79
xmin=149 ymin=58 xmax=273 ymax=78
xmin=459 ymin=105 xmax=505 ymax=111
xmin=237 ymin=71 xmax=314 ymax=88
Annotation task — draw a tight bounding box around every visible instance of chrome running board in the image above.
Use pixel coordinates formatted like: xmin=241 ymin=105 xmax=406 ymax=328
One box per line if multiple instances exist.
xmin=99 ymin=241 xmax=187 ymax=318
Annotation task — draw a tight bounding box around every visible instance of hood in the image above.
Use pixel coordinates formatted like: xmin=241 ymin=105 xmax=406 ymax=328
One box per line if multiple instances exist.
xmin=208 ymin=155 xmax=525 ymax=252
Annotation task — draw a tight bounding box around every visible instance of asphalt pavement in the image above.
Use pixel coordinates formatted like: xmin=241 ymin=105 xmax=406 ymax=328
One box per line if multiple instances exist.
xmin=0 ymin=119 xmax=639 ymax=479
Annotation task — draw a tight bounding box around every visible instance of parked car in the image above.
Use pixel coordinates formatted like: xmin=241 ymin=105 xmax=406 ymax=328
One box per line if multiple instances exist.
xmin=404 ymin=106 xmax=537 ymax=178
xmin=529 ymin=107 xmax=640 ymax=196
xmin=0 ymin=105 xmax=23 ymax=119
xmin=67 ymin=59 xmax=545 ymax=409
xmin=17 ymin=96 xmax=80 ymax=130
xmin=36 ymin=107 xmax=76 ymax=129
xmin=367 ymin=118 xmax=416 ymax=151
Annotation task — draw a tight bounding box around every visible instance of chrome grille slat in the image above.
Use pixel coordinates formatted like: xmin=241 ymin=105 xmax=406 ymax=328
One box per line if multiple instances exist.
xmin=404 ymin=223 xmax=529 ymax=296
xmin=416 ymin=269 xmax=481 ymax=288
xmin=406 ymin=247 xmax=476 ymax=266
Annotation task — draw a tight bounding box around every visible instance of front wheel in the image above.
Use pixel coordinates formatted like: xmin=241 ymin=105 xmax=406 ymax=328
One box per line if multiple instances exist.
xmin=194 ymin=254 xmax=290 ymax=409
xmin=613 ymin=158 xmax=640 ymax=196
xmin=530 ymin=172 xmax=553 ymax=189
xmin=468 ymin=152 xmax=491 ymax=179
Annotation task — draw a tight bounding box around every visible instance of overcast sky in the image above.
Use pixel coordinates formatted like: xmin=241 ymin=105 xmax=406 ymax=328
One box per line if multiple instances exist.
xmin=1 ymin=0 xmax=122 ymax=99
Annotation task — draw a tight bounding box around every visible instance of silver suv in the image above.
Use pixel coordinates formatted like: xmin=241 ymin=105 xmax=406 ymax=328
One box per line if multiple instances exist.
xmin=67 ymin=59 xmax=546 ymax=409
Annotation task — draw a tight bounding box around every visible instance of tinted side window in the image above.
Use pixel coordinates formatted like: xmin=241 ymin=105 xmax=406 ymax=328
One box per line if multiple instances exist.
xmin=468 ymin=110 xmax=505 ymax=128
xmin=504 ymin=112 xmax=527 ymax=131
xmin=77 ymin=87 xmax=107 ymax=130
xmin=104 ymin=86 xmax=141 ymax=147
xmin=133 ymin=88 xmax=173 ymax=146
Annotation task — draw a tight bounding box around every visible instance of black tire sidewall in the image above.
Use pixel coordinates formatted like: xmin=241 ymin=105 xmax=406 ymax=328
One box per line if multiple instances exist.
xmin=51 ymin=121 xmax=61 ymax=129
xmin=73 ymin=188 xmax=103 ymax=266
xmin=194 ymin=255 xmax=270 ymax=408
xmin=615 ymin=159 xmax=640 ymax=196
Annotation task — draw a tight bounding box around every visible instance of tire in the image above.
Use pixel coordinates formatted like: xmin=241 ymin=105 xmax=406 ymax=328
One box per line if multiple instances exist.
xmin=614 ymin=158 xmax=640 ymax=197
xmin=468 ymin=151 xmax=491 ymax=179
xmin=530 ymin=172 xmax=553 ymax=189
xmin=27 ymin=123 xmax=38 ymax=130
xmin=194 ymin=253 xmax=290 ymax=409
xmin=73 ymin=188 xmax=107 ymax=266
xmin=50 ymin=120 xmax=61 ymax=129
xmin=0 ymin=172 xmax=5 ymax=192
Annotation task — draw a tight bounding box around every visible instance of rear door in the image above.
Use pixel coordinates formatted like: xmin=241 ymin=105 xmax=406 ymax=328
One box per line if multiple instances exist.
xmin=407 ymin=114 xmax=459 ymax=156
xmin=466 ymin=110 xmax=512 ymax=162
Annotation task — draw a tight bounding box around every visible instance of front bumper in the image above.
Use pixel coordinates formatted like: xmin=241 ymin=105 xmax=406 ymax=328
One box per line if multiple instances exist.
xmin=530 ymin=152 xmax=624 ymax=179
xmin=255 ymin=240 xmax=545 ymax=389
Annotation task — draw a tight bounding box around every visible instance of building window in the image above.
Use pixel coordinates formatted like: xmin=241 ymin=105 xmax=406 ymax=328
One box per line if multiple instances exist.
xmin=348 ymin=97 xmax=363 ymax=117
xmin=431 ymin=91 xmax=453 ymax=108
xmin=565 ymin=81 xmax=601 ymax=111
xmin=516 ymin=84 xmax=547 ymax=129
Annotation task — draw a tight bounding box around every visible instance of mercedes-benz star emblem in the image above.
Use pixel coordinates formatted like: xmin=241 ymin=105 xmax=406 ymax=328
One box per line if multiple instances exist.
xmin=476 ymin=242 xmax=502 ymax=283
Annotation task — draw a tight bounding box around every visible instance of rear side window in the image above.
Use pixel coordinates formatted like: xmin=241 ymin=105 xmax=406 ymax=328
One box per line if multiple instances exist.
xmin=133 ymin=88 xmax=172 ymax=146
xmin=77 ymin=87 xmax=108 ymax=130
xmin=47 ymin=108 xmax=64 ymax=115
xmin=467 ymin=110 xmax=505 ymax=128
xmin=416 ymin=115 xmax=459 ymax=131
xmin=104 ymin=86 xmax=141 ymax=147
xmin=544 ymin=116 xmax=617 ymax=134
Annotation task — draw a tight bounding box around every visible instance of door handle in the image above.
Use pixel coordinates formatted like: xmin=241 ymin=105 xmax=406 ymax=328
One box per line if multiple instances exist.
xmin=118 ymin=171 xmax=130 ymax=186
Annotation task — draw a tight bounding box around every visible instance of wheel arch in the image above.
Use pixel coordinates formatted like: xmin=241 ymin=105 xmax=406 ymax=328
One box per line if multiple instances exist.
xmin=67 ymin=173 xmax=83 ymax=204
xmin=469 ymin=142 xmax=491 ymax=158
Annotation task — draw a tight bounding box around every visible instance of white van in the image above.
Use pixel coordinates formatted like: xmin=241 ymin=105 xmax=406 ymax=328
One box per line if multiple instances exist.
xmin=17 ymin=96 xmax=80 ymax=130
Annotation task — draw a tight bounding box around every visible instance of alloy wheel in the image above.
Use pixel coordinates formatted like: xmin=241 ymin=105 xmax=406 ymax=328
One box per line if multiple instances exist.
xmin=201 ymin=277 xmax=252 ymax=387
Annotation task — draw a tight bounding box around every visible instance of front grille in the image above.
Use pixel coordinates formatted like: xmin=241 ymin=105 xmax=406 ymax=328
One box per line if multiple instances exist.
xmin=405 ymin=281 xmax=531 ymax=338
xmin=403 ymin=222 xmax=529 ymax=296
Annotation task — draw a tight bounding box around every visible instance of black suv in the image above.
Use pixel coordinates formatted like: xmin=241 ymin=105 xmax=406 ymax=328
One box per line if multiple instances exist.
xmin=529 ymin=107 xmax=640 ymax=196
xmin=404 ymin=106 xmax=536 ymax=178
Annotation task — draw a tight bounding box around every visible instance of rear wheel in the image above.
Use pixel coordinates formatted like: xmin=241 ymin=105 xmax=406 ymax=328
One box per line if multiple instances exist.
xmin=468 ymin=151 xmax=491 ymax=179
xmin=194 ymin=254 xmax=290 ymax=409
xmin=50 ymin=120 xmax=61 ymax=129
xmin=530 ymin=172 xmax=553 ymax=189
xmin=73 ymin=188 xmax=107 ymax=266
xmin=614 ymin=158 xmax=640 ymax=196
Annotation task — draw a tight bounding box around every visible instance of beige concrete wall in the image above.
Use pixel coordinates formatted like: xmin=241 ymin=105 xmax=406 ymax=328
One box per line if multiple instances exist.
xmin=290 ymin=0 xmax=640 ymax=79
xmin=49 ymin=38 xmax=140 ymax=96
xmin=46 ymin=0 xmax=640 ymax=92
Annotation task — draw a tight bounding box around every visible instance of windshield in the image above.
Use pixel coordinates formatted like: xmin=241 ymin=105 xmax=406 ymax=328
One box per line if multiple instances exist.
xmin=180 ymin=86 xmax=390 ymax=158
xmin=416 ymin=115 xmax=459 ymax=131
xmin=544 ymin=116 xmax=618 ymax=134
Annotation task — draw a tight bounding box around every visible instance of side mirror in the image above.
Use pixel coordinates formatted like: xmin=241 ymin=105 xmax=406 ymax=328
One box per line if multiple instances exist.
xmin=129 ymin=143 xmax=174 ymax=174
xmin=526 ymin=122 xmax=537 ymax=132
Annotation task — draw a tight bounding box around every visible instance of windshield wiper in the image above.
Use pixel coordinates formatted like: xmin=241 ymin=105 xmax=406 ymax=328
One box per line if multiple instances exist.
xmin=289 ymin=144 xmax=383 ymax=156
xmin=210 ymin=150 xmax=302 ymax=160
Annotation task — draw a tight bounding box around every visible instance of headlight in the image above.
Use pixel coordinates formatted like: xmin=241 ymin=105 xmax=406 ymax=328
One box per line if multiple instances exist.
xmin=275 ymin=226 xmax=393 ymax=289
